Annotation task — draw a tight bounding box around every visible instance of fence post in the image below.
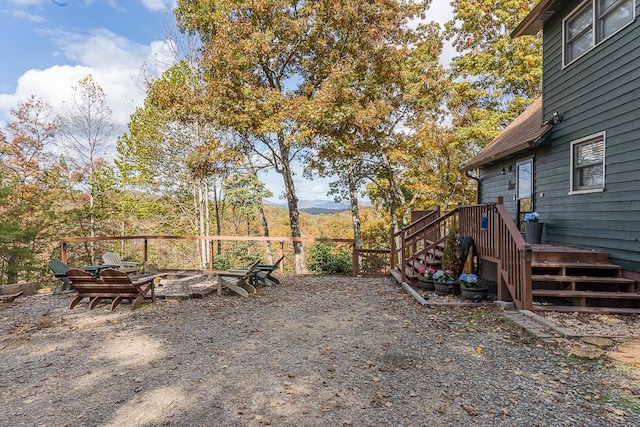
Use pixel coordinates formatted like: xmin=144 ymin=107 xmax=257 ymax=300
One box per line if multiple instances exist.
xmin=209 ymin=240 xmax=214 ymax=271
xmin=389 ymin=227 xmax=396 ymax=272
xmin=279 ymin=241 xmax=285 ymax=272
xmin=352 ymin=244 xmax=359 ymax=277
xmin=400 ymin=228 xmax=407 ymax=283
xmin=143 ymin=239 xmax=148 ymax=263
xmin=61 ymin=242 xmax=68 ymax=264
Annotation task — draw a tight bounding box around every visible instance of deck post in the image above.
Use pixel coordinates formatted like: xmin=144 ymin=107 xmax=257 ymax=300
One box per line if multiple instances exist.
xmin=143 ymin=239 xmax=148 ymax=263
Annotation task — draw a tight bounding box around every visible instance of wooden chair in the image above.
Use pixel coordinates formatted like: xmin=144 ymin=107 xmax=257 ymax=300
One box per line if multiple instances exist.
xmin=49 ymin=259 xmax=72 ymax=294
xmin=217 ymin=260 xmax=260 ymax=297
xmin=66 ymin=268 xmax=156 ymax=311
xmin=255 ymin=255 xmax=284 ymax=286
xmin=101 ymin=251 xmax=141 ymax=274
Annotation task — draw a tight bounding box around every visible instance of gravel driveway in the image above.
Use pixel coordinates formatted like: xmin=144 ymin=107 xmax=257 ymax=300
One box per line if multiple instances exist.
xmin=1 ymin=276 xmax=638 ymax=426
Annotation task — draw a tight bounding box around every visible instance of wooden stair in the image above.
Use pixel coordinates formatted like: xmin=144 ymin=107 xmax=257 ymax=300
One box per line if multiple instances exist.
xmin=390 ymin=242 xmax=443 ymax=286
xmin=530 ymin=255 xmax=640 ymax=314
xmin=390 ymin=208 xmax=639 ymax=314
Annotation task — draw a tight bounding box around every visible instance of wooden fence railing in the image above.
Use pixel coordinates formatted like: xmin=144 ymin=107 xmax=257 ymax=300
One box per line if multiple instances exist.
xmin=60 ymin=235 xmax=391 ymax=277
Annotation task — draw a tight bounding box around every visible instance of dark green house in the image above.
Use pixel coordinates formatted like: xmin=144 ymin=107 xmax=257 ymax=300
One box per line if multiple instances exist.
xmin=463 ymin=0 xmax=640 ymax=281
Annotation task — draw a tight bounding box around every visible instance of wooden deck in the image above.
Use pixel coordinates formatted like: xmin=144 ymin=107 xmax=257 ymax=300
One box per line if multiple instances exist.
xmin=393 ymin=242 xmax=640 ymax=314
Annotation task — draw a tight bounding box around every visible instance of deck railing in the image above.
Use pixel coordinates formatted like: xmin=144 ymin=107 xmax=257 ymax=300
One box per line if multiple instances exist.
xmin=456 ymin=200 xmax=532 ymax=309
xmin=392 ymin=208 xmax=457 ymax=283
xmin=395 ymin=198 xmax=532 ymax=309
xmin=60 ymin=235 xmax=390 ymax=277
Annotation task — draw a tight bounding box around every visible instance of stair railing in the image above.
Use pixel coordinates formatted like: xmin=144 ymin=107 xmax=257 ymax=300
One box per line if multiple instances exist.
xmin=393 ymin=208 xmax=460 ymax=283
xmin=457 ymin=198 xmax=533 ymax=310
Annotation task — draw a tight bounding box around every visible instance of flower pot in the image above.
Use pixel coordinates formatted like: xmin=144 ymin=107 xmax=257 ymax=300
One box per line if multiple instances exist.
xmin=418 ymin=278 xmax=435 ymax=291
xmin=460 ymin=285 xmax=489 ymax=301
xmin=524 ymin=222 xmax=544 ymax=244
xmin=433 ymin=282 xmax=449 ymax=295
xmin=434 ymin=280 xmax=459 ymax=295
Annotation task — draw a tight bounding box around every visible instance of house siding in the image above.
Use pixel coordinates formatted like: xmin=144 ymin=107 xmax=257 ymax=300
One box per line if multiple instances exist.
xmin=479 ymin=163 xmax=519 ymax=219
xmin=534 ymin=0 xmax=640 ymax=271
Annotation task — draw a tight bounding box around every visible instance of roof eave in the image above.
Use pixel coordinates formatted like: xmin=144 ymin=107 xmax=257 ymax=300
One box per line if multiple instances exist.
xmin=461 ymin=124 xmax=553 ymax=172
xmin=461 ymin=142 xmax=531 ymax=172
xmin=511 ymin=0 xmax=561 ymax=37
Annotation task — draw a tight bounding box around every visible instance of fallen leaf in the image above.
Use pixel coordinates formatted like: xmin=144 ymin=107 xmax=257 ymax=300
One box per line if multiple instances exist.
xmin=462 ymin=404 xmax=479 ymax=416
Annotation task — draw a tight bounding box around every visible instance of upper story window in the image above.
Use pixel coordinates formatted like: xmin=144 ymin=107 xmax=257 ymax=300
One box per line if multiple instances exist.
xmin=564 ymin=0 xmax=635 ymax=66
xmin=570 ymin=132 xmax=605 ymax=193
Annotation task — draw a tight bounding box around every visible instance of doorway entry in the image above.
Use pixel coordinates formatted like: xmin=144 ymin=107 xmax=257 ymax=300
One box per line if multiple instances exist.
xmin=516 ymin=158 xmax=534 ymax=229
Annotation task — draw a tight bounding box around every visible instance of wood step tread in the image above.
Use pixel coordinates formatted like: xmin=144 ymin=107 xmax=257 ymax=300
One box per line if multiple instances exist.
xmin=532 ymin=275 xmax=634 ymax=283
xmin=532 ymin=289 xmax=640 ymax=299
xmin=532 ymin=305 xmax=640 ymax=314
xmin=531 ymin=262 xmax=621 ymax=269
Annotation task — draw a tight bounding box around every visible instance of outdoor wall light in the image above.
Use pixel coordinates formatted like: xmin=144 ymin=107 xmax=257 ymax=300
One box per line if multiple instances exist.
xmin=543 ymin=111 xmax=563 ymax=125
xmin=501 ymin=166 xmax=506 ymax=175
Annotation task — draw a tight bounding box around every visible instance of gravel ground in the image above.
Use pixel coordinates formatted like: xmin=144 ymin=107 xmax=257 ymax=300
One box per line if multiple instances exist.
xmin=1 ymin=275 xmax=639 ymax=427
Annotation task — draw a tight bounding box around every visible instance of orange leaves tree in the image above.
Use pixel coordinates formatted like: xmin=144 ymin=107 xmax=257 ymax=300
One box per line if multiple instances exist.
xmin=117 ymin=61 xmax=239 ymax=268
xmin=0 ymin=96 xmax=66 ymax=283
xmin=174 ymin=0 xmax=449 ymax=268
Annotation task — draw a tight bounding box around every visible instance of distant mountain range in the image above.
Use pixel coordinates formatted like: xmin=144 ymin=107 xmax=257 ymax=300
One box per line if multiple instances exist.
xmin=265 ymin=199 xmax=369 ymax=214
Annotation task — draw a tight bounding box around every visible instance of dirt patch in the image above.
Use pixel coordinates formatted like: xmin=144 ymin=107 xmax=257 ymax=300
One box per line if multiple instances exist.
xmin=1 ymin=276 xmax=639 ymax=426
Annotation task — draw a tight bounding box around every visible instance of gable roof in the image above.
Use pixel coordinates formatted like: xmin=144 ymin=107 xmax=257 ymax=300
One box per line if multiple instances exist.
xmin=461 ymin=97 xmax=552 ymax=172
xmin=512 ymin=0 xmax=563 ymax=37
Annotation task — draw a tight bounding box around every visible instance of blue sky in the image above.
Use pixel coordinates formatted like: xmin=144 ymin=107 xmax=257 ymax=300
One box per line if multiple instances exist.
xmin=0 ymin=0 xmax=453 ymax=203
xmin=0 ymin=0 xmax=176 ymax=127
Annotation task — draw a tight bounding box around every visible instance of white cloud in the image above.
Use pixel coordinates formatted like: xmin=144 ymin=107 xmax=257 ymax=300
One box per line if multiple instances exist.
xmin=141 ymin=0 xmax=176 ymax=12
xmin=0 ymin=29 xmax=174 ymax=128
xmin=10 ymin=9 xmax=46 ymax=22
xmin=8 ymin=0 xmax=46 ymax=5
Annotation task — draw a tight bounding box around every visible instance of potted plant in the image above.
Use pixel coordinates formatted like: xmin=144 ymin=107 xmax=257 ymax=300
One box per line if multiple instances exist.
xmin=417 ymin=266 xmax=436 ymax=290
xmin=523 ymin=212 xmax=544 ymax=244
xmin=432 ymin=269 xmax=457 ymax=295
xmin=459 ymin=273 xmax=488 ymax=301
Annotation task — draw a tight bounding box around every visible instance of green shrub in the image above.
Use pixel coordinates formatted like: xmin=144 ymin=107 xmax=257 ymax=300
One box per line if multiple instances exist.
xmin=307 ymin=242 xmax=353 ymax=275
xmin=213 ymin=254 xmax=232 ymax=270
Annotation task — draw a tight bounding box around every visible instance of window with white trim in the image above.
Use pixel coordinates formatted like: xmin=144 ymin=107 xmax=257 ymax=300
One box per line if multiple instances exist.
xmin=564 ymin=0 xmax=635 ymax=65
xmin=571 ymin=132 xmax=605 ymax=192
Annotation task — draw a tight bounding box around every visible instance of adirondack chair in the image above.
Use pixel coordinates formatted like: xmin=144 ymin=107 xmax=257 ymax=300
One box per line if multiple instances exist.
xmin=101 ymin=251 xmax=141 ymax=274
xmin=49 ymin=259 xmax=72 ymax=294
xmin=230 ymin=256 xmax=284 ymax=287
xmin=66 ymin=268 xmax=155 ymax=311
xmin=217 ymin=260 xmax=260 ymax=297
xmin=254 ymin=255 xmax=284 ymax=286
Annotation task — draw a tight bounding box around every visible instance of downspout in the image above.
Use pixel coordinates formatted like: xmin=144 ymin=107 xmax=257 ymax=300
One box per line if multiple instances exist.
xmin=465 ymin=170 xmax=481 ymax=204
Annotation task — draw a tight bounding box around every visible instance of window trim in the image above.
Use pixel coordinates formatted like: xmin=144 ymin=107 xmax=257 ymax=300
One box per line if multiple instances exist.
xmin=562 ymin=0 xmax=636 ymax=67
xmin=569 ymin=131 xmax=606 ymax=195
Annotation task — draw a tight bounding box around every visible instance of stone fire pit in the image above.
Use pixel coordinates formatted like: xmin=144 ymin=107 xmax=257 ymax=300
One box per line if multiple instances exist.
xmin=153 ymin=271 xmax=215 ymax=299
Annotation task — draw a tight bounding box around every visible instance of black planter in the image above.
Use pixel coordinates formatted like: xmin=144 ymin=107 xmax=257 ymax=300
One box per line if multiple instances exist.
xmin=418 ymin=278 xmax=435 ymax=291
xmin=524 ymin=222 xmax=544 ymax=244
xmin=460 ymin=285 xmax=489 ymax=301
xmin=434 ymin=280 xmax=459 ymax=295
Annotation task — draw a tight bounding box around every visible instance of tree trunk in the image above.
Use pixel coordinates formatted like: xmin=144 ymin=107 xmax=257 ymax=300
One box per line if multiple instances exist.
xmin=257 ymin=203 xmax=273 ymax=263
xmin=280 ymin=153 xmax=306 ymax=274
xmin=346 ymin=160 xmax=362 ymax=272
xmin=347 ymin=160 xmax=362 ymax=250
